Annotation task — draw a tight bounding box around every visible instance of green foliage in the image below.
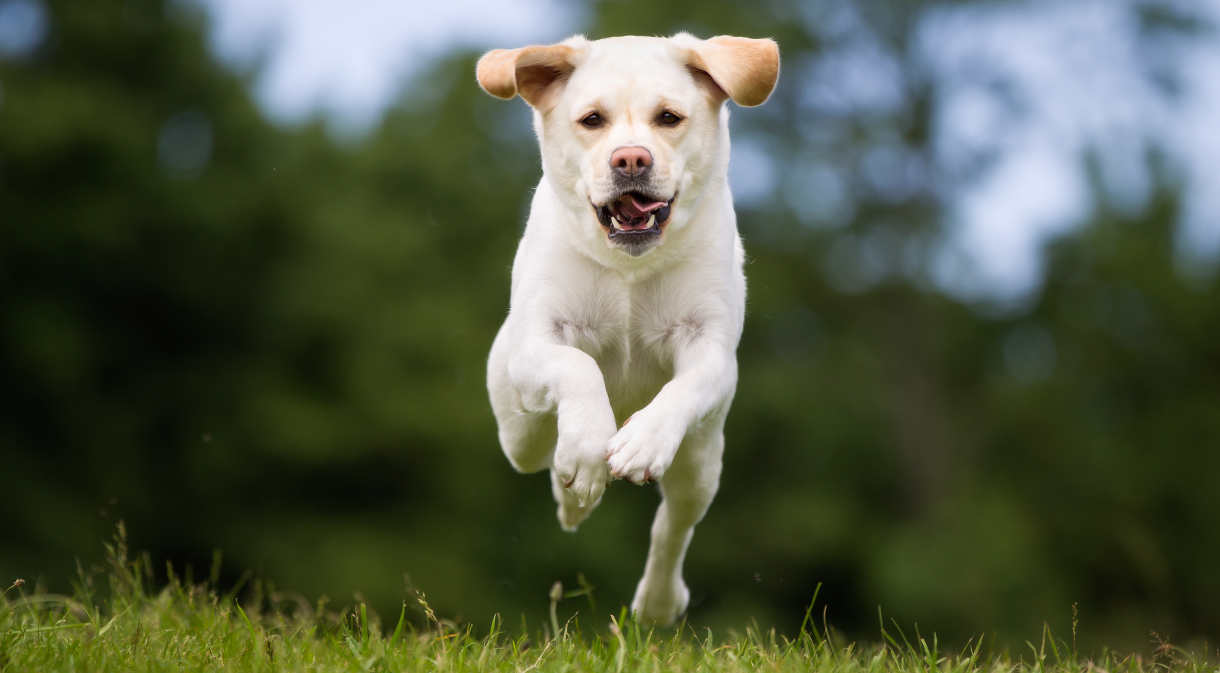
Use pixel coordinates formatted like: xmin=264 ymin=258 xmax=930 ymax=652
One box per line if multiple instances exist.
xmin=1 ymin=535 xmax=1214 ymax=673
xmin=2 ymin=0 xmax=1219 ymax=651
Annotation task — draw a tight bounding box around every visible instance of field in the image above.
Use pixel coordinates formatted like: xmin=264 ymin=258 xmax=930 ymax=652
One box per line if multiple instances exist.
xmin=2 ymin=530 xmax=1213 ymax=673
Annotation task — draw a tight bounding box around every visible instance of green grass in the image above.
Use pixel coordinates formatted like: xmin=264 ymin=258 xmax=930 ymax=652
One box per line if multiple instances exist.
xmin=2 ymin=529 xmax=1214 ymax=672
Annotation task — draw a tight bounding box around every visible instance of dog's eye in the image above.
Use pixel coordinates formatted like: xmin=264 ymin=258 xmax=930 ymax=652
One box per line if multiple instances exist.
xmin=579 ymin=112 xmax=604 ymax=129
xmin=656 ymin=110 xmax=683 ymax=127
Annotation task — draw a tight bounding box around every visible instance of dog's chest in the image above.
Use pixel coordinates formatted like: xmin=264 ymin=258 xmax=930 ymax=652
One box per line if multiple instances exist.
xmin=551 ymin=272 xmax=699 ymax=413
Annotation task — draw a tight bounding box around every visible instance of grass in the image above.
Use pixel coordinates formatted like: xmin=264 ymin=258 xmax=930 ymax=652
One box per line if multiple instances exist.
xmin=2 ymin=527 xmax=1215 ymax=672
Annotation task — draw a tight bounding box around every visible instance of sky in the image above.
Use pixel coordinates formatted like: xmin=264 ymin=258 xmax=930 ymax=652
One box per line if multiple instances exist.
xmin=916 ymin=0 xmax=1220 ymax=302
xmin=196 ymin=0 xmax=586 ymax=131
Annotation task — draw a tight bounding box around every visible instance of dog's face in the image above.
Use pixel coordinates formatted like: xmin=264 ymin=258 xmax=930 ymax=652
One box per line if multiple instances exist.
xmin=478 ymin=34 xmax=779 ymax=257
xmin=543 ymin=37 xmax=718 ymax=257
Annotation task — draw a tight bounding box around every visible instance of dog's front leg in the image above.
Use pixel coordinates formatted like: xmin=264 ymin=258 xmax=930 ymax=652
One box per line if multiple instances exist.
xmin=606 ymin=337 xmax=737 ymax=484
xmin=504 ymin=338 xmax=616 ymax=507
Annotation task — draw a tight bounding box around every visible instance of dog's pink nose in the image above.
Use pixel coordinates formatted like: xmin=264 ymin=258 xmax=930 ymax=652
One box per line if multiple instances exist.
xmin=610 ymin=146 xmax=653 ymax=178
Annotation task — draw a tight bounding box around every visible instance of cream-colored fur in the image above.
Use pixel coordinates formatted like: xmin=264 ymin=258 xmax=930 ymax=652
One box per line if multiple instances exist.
xmin=478 ymin=33 xmax=778 ymax=626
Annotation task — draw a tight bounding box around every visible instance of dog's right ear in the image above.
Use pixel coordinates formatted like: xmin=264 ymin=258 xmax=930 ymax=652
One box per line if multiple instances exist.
xmin=476 ymin=39 xmax=584 ymax=110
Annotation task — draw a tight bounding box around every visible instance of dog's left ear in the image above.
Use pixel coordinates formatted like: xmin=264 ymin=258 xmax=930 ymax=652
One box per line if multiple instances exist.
xmin=476 ymin=38 xmax=585 ymax=109
xmin=677 ymin=34 xmax=780 ymax=107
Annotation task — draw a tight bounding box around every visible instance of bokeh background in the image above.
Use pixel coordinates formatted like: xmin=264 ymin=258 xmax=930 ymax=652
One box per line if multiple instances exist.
xmin=3 ymin=0 xmax=1219 ymax=651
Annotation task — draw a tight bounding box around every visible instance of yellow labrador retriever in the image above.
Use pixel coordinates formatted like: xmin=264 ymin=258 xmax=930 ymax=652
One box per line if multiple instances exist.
xmin=477 ymin=33 xmax=779 ymax=625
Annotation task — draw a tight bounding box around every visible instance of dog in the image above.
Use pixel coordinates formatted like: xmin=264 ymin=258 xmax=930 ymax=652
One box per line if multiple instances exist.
xmin=477 ymin=33 xmax=779 ymax=626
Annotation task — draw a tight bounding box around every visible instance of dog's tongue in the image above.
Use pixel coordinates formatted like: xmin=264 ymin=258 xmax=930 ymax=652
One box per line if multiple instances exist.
xmin=617 ymin=193 xmax=666 ymax=220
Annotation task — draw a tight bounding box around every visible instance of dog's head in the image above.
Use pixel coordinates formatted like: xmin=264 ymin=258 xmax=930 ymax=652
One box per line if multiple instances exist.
xmin=477 ymin=34 xmax=779 ymax=257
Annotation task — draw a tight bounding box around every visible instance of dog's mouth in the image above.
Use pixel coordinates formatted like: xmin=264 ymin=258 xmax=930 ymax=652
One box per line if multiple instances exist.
xmin=593 ymin=191 xmax=674 ymax=242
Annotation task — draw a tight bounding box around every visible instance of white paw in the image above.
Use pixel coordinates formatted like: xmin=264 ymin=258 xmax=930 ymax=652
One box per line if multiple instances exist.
xmin=606 ymin=406 xmax=684 ymax=484
xmin=556 ymin=499 xmax=597 ymax=532
xmin=551 ymin=469 xmax=601 ymax=532
xmin=631 ymin=576 xmax=690 ymax=626
xmin=552 ymin=414 xmax=613 ymax=508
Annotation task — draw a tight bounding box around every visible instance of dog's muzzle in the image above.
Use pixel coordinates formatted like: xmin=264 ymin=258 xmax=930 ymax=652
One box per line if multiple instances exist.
xmin=593 ymin=191 xmax=675 ymax=253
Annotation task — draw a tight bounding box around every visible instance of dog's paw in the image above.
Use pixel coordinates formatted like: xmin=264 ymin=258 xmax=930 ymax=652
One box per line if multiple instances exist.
xmin=606 ymin=406 xmax=684 ymax=484
xmin=552 ymin=422 xmax=612 ymax=508
xmin=552 ymin=449 xmax=609 ymax=509
xmin=551 ymin=469 xmax=601 ymax=532
xmin=631 ymin=576 xmax=690 ymax=627
xmin=556 ymin=498 xmax=598 ymax=532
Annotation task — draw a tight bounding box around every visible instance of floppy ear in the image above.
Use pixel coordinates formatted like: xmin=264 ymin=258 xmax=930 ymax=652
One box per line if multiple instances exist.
xmin=682 ymin=35 xmax=780 ymax=107
xmin=476 ymin=43 xmax=580 ymax=109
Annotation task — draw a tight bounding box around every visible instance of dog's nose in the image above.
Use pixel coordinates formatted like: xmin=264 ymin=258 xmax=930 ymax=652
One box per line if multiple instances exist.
xmin=610 ymin=146 xmax=653 ymax=178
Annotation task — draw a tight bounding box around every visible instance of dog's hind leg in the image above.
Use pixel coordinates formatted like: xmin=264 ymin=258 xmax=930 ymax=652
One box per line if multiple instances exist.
xmin=488 ymin=323 xmax=609 ymax=530
xmin=630 ymin=420 xmax=725 ymax=626
xmin=492 ymin=408 xmax=556 ymax=473
xmin=488 ymin=330 xmax=556 ymax=473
